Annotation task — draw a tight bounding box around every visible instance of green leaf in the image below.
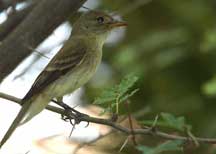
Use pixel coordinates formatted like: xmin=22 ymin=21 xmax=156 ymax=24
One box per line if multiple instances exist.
xmin=117 ymin=74 xmax=138 ymax=97
xmin=94 ymin=74 xmax=138 ymax=108
xmin=140 ymin=120 xmax=174 ymax=128
xmin=140 ymin=113 xmax=192 ymax=132
xmin=202 ymin=76 xmax=216 ymax=96
xmin=137 ymin=146 xmax=154 ymax=154
xmin=94 ymin=87 xmax=117 ymax=105
xmin=161 ymin=113 xmax=186 ymax=131
xmin=137 ymin=140 xmax=183 ymax=154
xmin=119 ymin=88 xmax=139 ymax=103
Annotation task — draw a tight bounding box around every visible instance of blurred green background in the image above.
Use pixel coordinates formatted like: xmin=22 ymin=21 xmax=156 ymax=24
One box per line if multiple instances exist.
xmin=83 ymin=0 xmax=216 ymax=153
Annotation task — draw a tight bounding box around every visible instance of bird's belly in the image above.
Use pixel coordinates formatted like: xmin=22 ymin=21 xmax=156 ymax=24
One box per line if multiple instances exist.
xmin=53 ymin=69 xmax=93 ymax=97
xmin=49 ymin=58 xmax=99 ymax=98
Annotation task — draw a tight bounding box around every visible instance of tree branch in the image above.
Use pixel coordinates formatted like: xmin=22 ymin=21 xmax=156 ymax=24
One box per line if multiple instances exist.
xmin=0 ymin=1 xmax=36 ymax=41
xmin=0 ymin=0 xmax=86 ymax=82
xmin=0 ymin=0 xmax=26 ymax=13
xmin=0 ymin=92 xmax=216 ymax=144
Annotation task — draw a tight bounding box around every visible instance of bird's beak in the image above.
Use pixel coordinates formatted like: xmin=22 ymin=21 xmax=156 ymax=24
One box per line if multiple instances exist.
xmin=109 ymin=21 xmax=127 ymax=28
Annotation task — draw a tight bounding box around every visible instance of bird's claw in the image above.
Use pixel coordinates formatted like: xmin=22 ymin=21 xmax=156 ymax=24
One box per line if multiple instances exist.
xmin=63 ymin=104 xmax=89 ymax=125
xmin=53 ymin=99 xmax=89 ymax=127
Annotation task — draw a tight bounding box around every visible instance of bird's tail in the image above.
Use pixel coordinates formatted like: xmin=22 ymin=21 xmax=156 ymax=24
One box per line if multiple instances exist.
xmin=0 ymin=99 xmax=32 ymax=148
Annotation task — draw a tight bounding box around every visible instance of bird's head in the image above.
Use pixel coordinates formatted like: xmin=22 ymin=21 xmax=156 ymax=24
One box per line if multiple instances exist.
xmin=72 ymin=11 xmax=127 ymax=39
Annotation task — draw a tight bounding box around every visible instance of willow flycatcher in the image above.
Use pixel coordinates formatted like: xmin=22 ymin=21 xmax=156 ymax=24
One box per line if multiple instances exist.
xmin=0 ymin=11 xmax=127 ymax=147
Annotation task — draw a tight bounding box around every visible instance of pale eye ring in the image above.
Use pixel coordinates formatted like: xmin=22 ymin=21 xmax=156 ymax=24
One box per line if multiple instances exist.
xmin=96 ymin=16 xmax=104 ymax=24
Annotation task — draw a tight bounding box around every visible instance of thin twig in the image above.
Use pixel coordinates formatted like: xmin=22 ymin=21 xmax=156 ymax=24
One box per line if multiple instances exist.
xmin=1 ymin=92 xmax=216 ymax=144
xmin=125 ymin=100 xmax=137 ymax=145
xmin=119 ymin=136 xmax=129 ymax=152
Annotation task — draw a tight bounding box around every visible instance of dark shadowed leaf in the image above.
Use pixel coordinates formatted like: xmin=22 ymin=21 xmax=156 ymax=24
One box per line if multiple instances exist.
xmin=137 ymin=140 xmax=183 ymax=154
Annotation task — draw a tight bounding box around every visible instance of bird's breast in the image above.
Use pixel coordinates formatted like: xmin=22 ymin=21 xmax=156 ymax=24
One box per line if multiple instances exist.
xmin=50 ymin=48 xmax=102 ymax=98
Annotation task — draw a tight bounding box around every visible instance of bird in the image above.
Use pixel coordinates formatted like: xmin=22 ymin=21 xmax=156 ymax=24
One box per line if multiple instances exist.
xmin=0 ymin=10 xmax=127 ymax=148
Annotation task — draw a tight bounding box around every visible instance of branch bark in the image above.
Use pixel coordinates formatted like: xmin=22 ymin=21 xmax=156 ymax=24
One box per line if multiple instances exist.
xmin=1 ymin=92 xmax=216 ymax=144
xmin=0 ymin=2 xmax=36 ymax=41
xmin=0 ymin=0 xmax=26 ymax=12
xmin=0 ymin=0 xmax=86 ymax=82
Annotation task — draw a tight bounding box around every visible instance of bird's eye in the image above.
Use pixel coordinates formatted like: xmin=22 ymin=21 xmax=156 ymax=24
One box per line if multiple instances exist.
xmin=96 ymin=16 xmax=104 ymax=24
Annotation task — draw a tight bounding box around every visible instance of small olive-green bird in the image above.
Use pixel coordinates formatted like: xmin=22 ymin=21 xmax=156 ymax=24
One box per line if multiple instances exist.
xmin=0 ymin=11 xmax=126 ymax=147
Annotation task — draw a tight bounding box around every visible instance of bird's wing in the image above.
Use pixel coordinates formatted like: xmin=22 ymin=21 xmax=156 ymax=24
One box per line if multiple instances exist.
xmin=0 ymin=39 xmax=87 ymax=148
xmin=23 ymin=40 xmax=87 ymax=101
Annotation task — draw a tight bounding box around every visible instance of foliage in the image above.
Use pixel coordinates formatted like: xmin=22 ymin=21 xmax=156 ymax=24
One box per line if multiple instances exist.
xmin=137 ymin=140 xmax=183 ymax=154
xmin=202 ymin=76 xmax=216 ymax=96
xmin=94 ymin=74 xmax=138 ymax=113
xmin=160 ymin=113 xmax=191 ymax=132
xmin=83 ymin=1 xmax=216 ymax=153
xmin=141 ymin=113 xmax=191 ymax=132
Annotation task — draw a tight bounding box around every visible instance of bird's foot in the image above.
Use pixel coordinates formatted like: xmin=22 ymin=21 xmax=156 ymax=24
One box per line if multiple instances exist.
xmin=63 ymin=104 xmax=89 ymax=125
xmin=52 ymin=99 xmax=89 ymax=124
